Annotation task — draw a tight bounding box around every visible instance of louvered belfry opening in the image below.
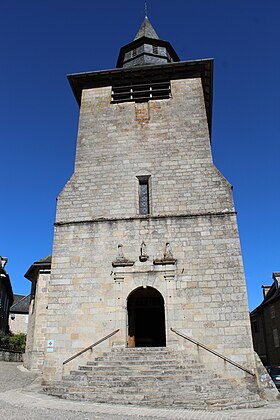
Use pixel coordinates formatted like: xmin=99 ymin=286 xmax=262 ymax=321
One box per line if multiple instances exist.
xmin=112 ymin=80 xmax=171 ymax=103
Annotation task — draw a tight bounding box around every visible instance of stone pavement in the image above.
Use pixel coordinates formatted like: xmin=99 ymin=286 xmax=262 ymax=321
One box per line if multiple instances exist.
xmin=0 ymin=362 xmax=279 ymax=420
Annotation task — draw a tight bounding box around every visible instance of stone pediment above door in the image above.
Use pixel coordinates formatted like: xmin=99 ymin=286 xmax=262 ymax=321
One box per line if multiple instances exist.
xmin=112 ymin=242 xmax=177 ymax=269
xmin=111 ymin=241 xmax=178 ymax=289
xmin=112 ymin=260 xmax=177 ymax=287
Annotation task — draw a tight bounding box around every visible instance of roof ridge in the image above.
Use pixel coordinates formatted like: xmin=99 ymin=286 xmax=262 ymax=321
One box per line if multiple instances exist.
xmin=13 ymin=293 xmax=25 ymax=299
xmin=10 ymin=294 xmax=30 ymax=310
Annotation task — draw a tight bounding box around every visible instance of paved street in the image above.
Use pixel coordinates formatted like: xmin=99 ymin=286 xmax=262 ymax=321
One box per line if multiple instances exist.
xmin=0 ymin=362 xmax=280 ymax=419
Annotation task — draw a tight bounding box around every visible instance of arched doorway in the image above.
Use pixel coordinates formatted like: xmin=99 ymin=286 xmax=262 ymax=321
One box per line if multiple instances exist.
xmin=127 ymin=287 xmax=166 ymax=347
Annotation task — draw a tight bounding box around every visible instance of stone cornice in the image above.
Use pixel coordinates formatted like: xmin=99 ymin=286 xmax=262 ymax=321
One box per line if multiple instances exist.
xmin=54 ymin=211 xmax=237 ymax=227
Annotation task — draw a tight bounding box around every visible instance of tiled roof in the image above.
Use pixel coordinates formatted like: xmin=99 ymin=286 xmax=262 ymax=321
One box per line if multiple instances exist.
xmin=251 ymin=272 xmax=280 ymax=314
xmin=24 ymin=255 xmax=52 ymax=281
xmin=12 ymin=294 xmax=25 ymax=305
xmin=10 ymin=294 xmax=30 ymax=314
xmin=36 ymin=255 xmax=52 ymax=264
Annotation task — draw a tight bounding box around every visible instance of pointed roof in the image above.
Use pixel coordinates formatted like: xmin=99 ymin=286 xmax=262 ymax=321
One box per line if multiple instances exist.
xmin=24 ymin=254 xmax=52 ymax=282
xmin=251 ymin=272 xmax=280 ymax=314
xmin=134 ymin=16 xmax=159 ymax=40
xmin=116 ymin=16 xmax=179 ymax=68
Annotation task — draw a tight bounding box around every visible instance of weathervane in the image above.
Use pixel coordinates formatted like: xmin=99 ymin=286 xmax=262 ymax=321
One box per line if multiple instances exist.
xmin=144 ymin=1 xmax=148 ymax=18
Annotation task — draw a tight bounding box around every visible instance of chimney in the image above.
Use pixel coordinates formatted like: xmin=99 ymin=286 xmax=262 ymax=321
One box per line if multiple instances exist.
xmin=262 ymin=285 xmax=271 ymax=298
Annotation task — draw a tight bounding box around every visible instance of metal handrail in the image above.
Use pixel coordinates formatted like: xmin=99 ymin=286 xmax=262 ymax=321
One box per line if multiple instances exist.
xmin=63 ymin=329 xmax=120 ymax=366
xmin=170 ymin=327 xmax=255 ymax=376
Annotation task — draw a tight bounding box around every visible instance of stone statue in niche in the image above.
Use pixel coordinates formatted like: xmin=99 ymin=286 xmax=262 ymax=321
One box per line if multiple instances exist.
xmin=139 ymin=241 xmax=149 ymax=262
xmin=117 ymin=244 xmax=125 ymax=261
xmin=112 ymin=243 xmax=134 ymax=267
xmin=164 ymin=242 xmax=173 ymax=260
xmin=141 ymin=241 xmax=148 ymax=257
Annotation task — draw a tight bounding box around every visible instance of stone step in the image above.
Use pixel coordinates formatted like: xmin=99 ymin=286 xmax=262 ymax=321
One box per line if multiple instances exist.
xmin=65 ymin=370 xmax=254 ymax=390
xmin=46 ymin=384 xmax=263 ymax=410
xmin=77 ymin=365 xmax=205 ymax=375
xmin=86 ymin=357 xmax=199 ymax=367
xmin=84 ymin=380 xmax=209 ymax=390
xmin=92 ymin=355 xmax=191 ymax=363
xmin=52 ymin=379 xmax=259 ymax=396
xmin=82 ymin=359 xmax=204 ymax=368
xmin=68 ymin=370 xmax=209 ymax=381
xmin=111 ymin=347 xmax=168 ymax=352
xmin=62 ymin=375 xmax=254 ymax=396
xmin=65 ymin=372 xmax=241 ymax=388
xmin=48 ymin=347 xmax=264 ymax=410
xmin=98 ymin=349 xmax=186 ymax=357
xmin=60 ymin=385 xmax=211 ymax=397
xmin=63 ymin=378 xmax=189 ymax=388
xmin=88 ymin=389 xmax=221 ymax=399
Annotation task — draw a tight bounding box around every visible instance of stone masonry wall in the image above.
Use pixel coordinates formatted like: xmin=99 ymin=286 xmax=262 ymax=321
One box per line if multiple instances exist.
xmin=56 ymin=79 xmax=234 ymax=222
xmin=41 ymin=78 xmax=255 ymax=383
xmin=24 ymin=270 xmax=50 ymax=371
xmin=9 ymin=313 xmax=28 ymax=334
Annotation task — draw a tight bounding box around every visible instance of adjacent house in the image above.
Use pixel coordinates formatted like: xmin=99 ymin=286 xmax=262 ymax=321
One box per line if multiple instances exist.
xmin=0 ymin=256 xmax=13 ymax=334
xmin=9 ymin=294 xmax=30 ymax=334
xmin=250 ymin=272 xmax=280 ymax=366
xmin=24 ymin=255 xmax=51 ymax=370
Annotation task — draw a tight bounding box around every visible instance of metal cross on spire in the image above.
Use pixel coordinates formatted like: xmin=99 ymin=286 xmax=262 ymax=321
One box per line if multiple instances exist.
xmin=144 ymin=1 xmax=148 ymax=18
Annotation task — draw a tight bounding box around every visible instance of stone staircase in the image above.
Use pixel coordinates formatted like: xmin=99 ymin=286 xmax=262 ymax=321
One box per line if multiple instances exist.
xmin=45 ymin=347 xmax=265 ymax=410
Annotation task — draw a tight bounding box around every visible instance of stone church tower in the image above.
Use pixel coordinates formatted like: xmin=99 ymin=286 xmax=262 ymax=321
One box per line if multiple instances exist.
xmin=24 ymin=16 xmax=277 ymax=406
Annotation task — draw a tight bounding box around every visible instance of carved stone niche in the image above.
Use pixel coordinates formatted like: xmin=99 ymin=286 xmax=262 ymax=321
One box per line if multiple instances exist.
xmin=153 ymin=242 xmax=177 ymax=265
xmin=112 ymin=244 xmax=134 ymax=267
xmin=139 ymin=241 xmax=149 ymax=262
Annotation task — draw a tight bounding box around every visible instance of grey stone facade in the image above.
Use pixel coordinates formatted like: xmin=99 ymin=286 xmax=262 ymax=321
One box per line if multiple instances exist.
xmin=41 ymin=76 xmax=255 ymax=384
xmin=25 ymin=18 xmax=278 ymax=402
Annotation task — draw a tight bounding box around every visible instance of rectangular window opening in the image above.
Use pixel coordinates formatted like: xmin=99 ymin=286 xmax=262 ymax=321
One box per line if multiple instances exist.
xmin=153 ymin=45 xmax=159 ymax=54
xmin=273 ymin=328 xmax=279 ymax=348
xmin=252 ymin=320 xmax=259 ymax=333
xmin=138 ymin=177 xmax=150 ymax=215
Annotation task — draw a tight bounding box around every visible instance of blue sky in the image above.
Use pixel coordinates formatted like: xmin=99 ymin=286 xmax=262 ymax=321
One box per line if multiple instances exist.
xmin=1 ymin=0 xmax=279 ymax=310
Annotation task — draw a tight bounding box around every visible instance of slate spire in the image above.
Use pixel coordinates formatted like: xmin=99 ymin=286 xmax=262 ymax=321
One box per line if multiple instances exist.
xmin=134 ymin=16 xmax=160 ymax=41
xmin=116 ymin=16 xmax=179 ymax=68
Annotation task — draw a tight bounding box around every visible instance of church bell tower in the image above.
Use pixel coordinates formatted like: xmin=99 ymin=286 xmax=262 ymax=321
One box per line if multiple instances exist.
xmin=27 ymin=14 xmax=276 ymax=404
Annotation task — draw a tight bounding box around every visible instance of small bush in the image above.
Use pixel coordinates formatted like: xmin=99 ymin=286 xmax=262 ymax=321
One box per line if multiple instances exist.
xmin=0 ymin=332 xmax=26 ymax=352
xmin=0 ymin=331 xmax=10 ymax=349
xmin=8 ymin=333 xmax=26 ymax=352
